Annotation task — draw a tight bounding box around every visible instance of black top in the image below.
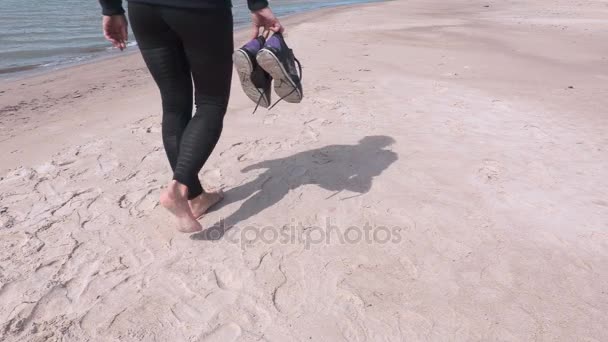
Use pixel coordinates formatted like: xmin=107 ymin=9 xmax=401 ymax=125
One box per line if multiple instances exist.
xmin=99 ymin=0 xmax=269 ymax=16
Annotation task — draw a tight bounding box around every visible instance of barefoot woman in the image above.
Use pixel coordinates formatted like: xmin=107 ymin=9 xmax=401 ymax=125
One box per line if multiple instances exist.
xmin=99 ymin=0 xmax=283 ymax=232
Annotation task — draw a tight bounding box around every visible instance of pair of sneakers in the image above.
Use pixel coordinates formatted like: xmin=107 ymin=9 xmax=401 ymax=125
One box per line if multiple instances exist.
xmin=234 ymin=33 xmax=303 ymax=113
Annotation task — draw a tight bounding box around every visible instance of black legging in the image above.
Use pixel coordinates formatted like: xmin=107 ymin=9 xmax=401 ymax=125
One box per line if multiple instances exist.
xmin=128 ymin=2 xmax=234 ymax=199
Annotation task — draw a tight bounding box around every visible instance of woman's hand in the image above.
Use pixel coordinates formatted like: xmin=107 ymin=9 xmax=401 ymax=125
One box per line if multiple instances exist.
xmin=103 ymin=15 xmax=129 ymax=50
xmin=251 ymin=8 xmax=284 ymax=39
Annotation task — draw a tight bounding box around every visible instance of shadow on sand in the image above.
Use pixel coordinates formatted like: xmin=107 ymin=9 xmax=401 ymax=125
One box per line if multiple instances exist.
xmin=191 ymin=135 xmax=397 ymax=241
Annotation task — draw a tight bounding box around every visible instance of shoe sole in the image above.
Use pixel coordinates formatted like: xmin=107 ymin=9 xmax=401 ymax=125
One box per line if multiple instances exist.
xmin=233 ymin=49 xmax=270 ymax=108
xmin=256 ymin=49 xmax=303 ymax=104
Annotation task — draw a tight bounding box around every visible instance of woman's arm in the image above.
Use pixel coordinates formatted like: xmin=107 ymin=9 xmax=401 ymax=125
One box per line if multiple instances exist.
xmin=99 ymin=0 xmax=127 ymax=50
xmin=249 ymin=2 xmax=284 ymax=39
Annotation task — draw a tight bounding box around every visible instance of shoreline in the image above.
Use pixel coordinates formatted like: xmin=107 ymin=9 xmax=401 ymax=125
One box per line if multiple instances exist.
xmin=0 ymin=0 xmax=383 ymax=83
xmin=0 ymin=48 xmax=139 ymax=84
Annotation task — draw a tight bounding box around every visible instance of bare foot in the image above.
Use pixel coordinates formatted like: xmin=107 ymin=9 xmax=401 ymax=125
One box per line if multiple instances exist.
xmin=189 ymin=190 xmax=224 ymax=219
xmin=159 ymin=180 xmax=202 ymax=233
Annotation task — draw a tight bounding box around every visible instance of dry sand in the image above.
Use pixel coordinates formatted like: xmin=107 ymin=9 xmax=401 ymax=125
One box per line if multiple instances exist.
xmin=1 ymin=0 xmax=607 ymax=340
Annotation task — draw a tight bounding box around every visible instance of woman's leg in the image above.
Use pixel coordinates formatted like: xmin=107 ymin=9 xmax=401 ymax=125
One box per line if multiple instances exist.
xmin=128 ymin=2 xmax=202 ymax=232
xmin=146 ymin=7 xmax=233 ymax=218
xmin=160 ymin=8 xmax=234 ymax=201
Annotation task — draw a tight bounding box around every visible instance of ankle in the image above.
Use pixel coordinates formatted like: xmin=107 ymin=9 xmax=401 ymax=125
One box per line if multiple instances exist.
xmin=169 ymin=180 xmax=189 ymax=199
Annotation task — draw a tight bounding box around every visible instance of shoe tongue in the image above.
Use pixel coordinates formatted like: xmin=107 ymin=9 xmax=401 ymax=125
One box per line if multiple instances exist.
xmin=266 ymin=35 xmax=283 ymax=50
xmin=244 ymin=38 xmax=263 ymax=51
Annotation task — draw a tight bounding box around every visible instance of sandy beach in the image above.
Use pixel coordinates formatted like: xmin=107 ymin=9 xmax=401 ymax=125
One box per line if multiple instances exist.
xmin=1 ymin=0 xmax=607 ymax=340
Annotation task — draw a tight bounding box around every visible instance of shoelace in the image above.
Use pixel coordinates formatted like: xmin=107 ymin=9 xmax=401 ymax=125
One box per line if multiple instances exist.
xmin=268 ymin=56 xmax=303 ymax=111
xmin=252 ymin=90 xmax=266 ymax=115
xmin=250 ymin=31 xmax=272 ymax=115
xmin=251 ymin=55 xmax=303 ymax=115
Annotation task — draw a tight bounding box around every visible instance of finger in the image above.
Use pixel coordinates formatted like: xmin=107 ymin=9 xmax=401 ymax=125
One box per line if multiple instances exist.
xmin=106 ymin=35 xmax=121 ymax=49
xmin=250 ymin=24 xmax=260 ymax=39
xmin=105 ymin=30 xmax=118 ymax=42
xmin=270 ymin=22 xmax=284 ymax=34
xmin=107 ymin=36 xmax=119 ymax=47
xmin=104 ymin=31 xmax=114 ymax=42
xmin=121 ymin=26 xmax=128 ymax=43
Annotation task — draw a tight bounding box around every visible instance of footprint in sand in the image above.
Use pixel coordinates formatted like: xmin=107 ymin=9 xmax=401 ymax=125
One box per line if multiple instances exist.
xmin=523 ymin=123 xmax=549 ymax=140
xmin=302 ymin=124 xmax=320 ymax=142
xmin=272 ymin=264 xmax=305 ymax=315
xmin=201 ymin=169 xmax=223 ymax=186
xmin=95 ymin=154 xmax=120 ymax=177
xmin=212 ymin=267 xmax=243 ymax=290
xmin=592 ymin=199 xmax=608 ymax=207
xmin=198 ymin=322 xmax=242 ymax=342
xmin=477 ymin=159 xmax=502 ymax=184
xmin=118 ymin=194 xmax=132 ymax=209
xmin=218 ymin=142 xmax=244 ymax=157
xmin=129 ymin=187 xmax=161 ymax=217
xmin=0 ymin=208 xmax=15 ymax=229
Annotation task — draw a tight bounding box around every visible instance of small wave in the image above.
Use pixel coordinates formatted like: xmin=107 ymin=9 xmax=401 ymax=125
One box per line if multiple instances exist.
xmin=104 ymin=41 xmax=139 ymax=51
xmin=0 ymin=64 xmax=41 ymax=75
